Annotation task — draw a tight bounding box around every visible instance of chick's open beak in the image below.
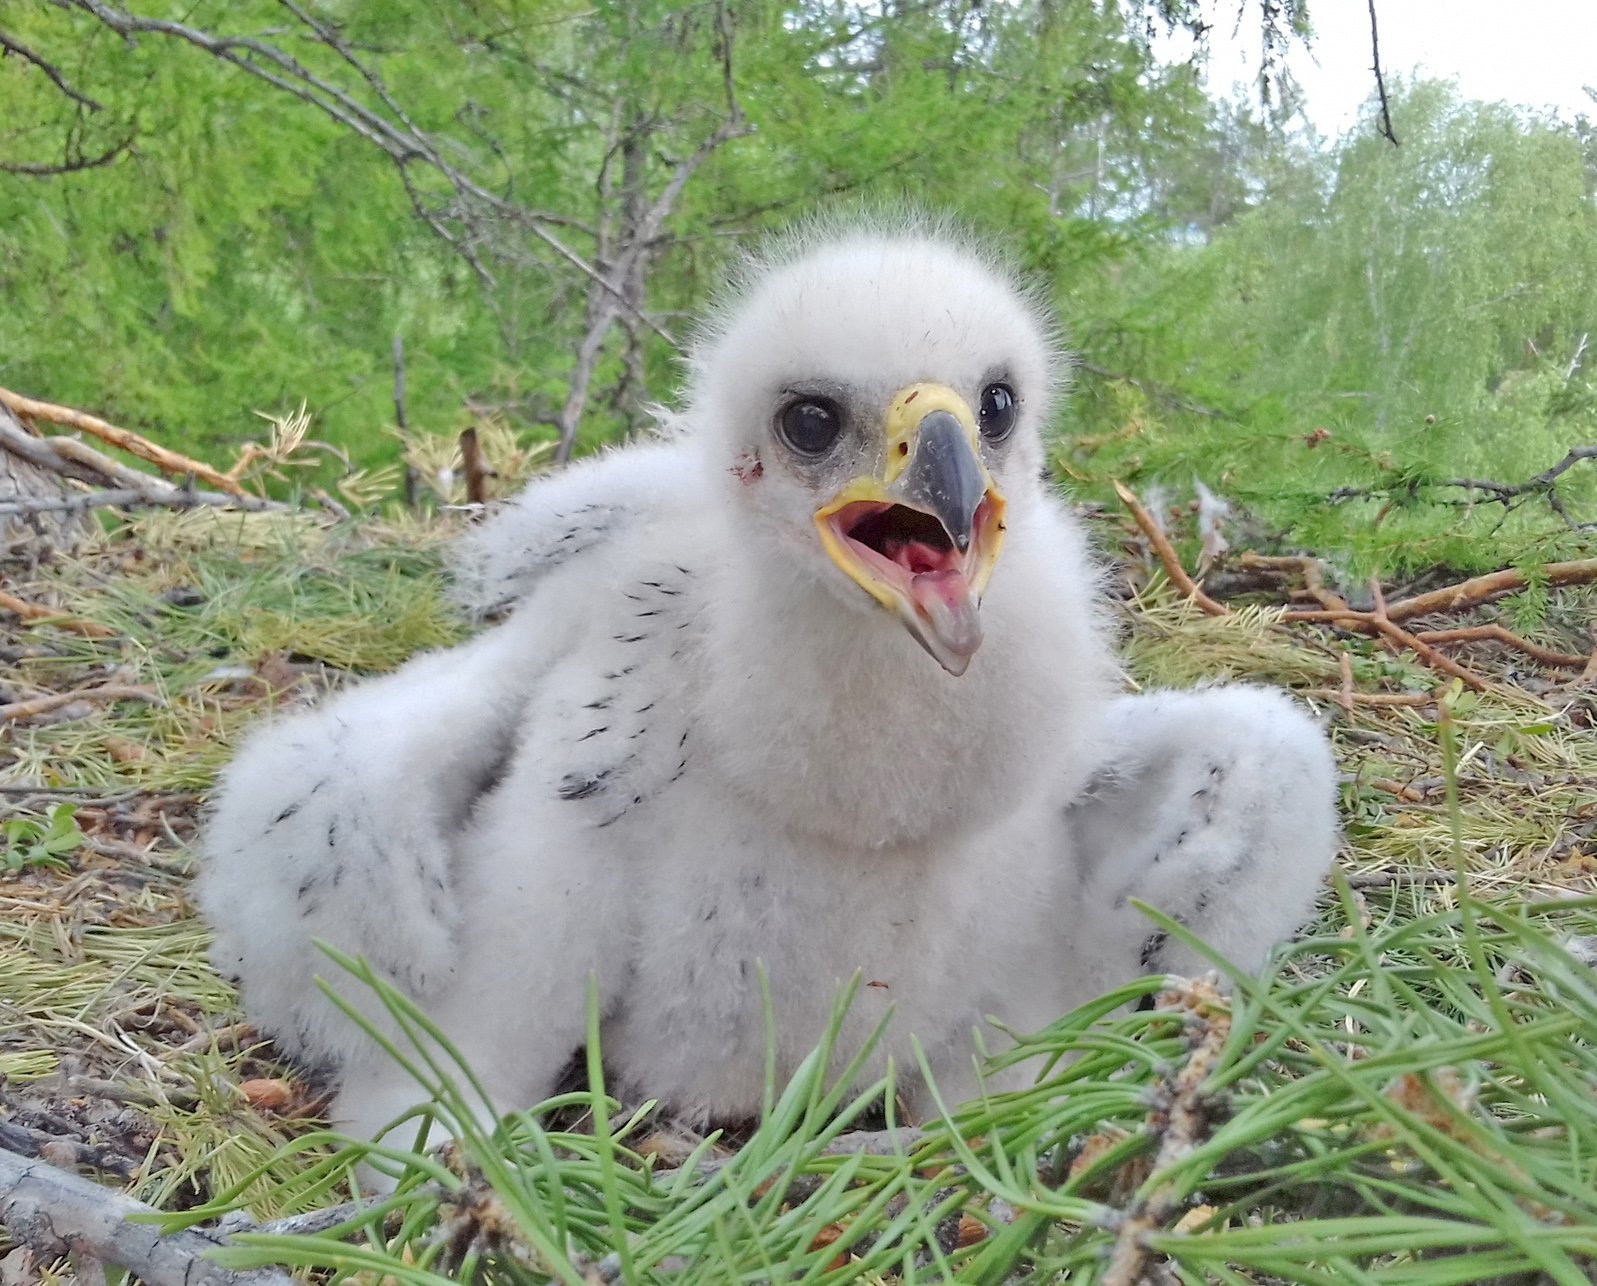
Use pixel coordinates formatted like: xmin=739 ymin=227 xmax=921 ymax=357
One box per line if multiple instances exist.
xmin=815 ymin=384 xmax=1007 ymax=675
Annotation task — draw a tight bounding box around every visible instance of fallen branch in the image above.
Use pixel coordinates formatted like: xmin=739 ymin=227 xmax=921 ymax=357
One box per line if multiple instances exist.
xmin=0 ymin=1122 xmax=136 ymax=1180
xmin=0 ymin=413 xmax=291 ymax=519
xmin=0 ymin=685 xmax=163 ymax=724
xmin=1301 ymin=689 xmax=1438 ymax=708
xmin=1113 ymin=481 xmax=1228 ymax=617
xmin=1238 ymin=552 xmax=1348 ymax=612
xmin=0 ymin=1146 xmax=297 ymax=1286
xmin=1341 ymin=869 xmax=1463 ymax=890
xmin=0 ymin=590 xmax=115 ymax=638
xmin=1364 ymin=777 xmax=1429 ymax=803
xmin=1359 ymin=607 xmax=1492 ymax=694
xmin=1254 ymin=557 xmax=1597 ymax=691
xmin=1413 ymin=624 xmax=1589 ymax=671
xmin=1378 ymin=559 xmax=1597 ymax=623
xmin=0 ymin=487 xmax=286 ymax=518
xmin=0 ymin=387 xmax=247 ymax=496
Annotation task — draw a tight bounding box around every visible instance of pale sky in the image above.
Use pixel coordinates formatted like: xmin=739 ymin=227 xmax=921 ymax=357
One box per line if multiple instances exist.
xmin=1169 ymin=0 xmax=1597 ymax=138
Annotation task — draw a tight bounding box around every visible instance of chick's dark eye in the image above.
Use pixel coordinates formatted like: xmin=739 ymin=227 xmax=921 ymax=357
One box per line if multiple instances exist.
xmin=777 ymin=399 xmax=842 ymax=456
xmin=979 ymin=383 xmax=1017 ymax=440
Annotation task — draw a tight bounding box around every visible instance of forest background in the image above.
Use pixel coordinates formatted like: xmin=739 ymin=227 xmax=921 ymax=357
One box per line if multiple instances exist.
xmin=3 ymin=0 xmax=1597 ymax=580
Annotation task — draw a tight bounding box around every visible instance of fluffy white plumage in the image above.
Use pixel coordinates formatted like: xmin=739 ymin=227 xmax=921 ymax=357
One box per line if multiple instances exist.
xmin=199 ymin=226 xmax=1338 ymax=1145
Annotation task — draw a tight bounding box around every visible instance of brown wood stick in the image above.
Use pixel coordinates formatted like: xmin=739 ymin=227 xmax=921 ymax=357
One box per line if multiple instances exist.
xmin=1365 ymin=615 xmax=1490 ymax=693
xmin=1382 ymin=559 xmax=1597 ymax=622
xmin=1112 ymin=481 xmax=1228 ymax=617
xmin=1285 ymin=609 xmax=1492 ymax=692
xmin=0 ymin=590 xmax=114 ymax=638
xmin=1365 ymin=777 xmax=1427 ymax=802
xmin=0 ymin=685 xmax=161 ymax=723
xmin=0 ymin=386 xmax=246 ymax=496
xmin=1301 ymin=689 xmax=1438 ymax=708
xmin=1413 ymin=625 xmax=1589 ymax=670
xmin=1237 ymin=553 xmax=1350 ymax=611
xmin=459 ymin=426 xmax=490 ymax=507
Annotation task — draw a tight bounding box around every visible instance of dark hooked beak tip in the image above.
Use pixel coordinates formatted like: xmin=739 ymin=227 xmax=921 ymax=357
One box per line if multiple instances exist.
xmin=897 ymin=410 xmax=987 ymax=550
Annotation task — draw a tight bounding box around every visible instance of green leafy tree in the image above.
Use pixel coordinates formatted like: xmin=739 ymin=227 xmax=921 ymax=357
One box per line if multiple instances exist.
xmin=1 ymin=1 xmax=1268 ymax=482
xmin=1067 ymin=80 xmax=1597 ymax=575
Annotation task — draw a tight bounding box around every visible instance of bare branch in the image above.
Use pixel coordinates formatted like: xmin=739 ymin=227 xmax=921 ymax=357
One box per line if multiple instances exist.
xmin=1365 ymin=0 xmax=1398 ymax=146
xmin=0 ymin=408 xmax=290 ymax=518
xmin=0 ymin=29 xmax=105 ymax=110
xmin=53 ymin=0 xmax=676 ymax=346
xmin=0 ymin=1122 xmax=136 ymax=1178
xmin=1 ymin=684 xmax=163 ymax=723
xmin=0 ymin=1146 xmax=298 ymax=1286
xmin=1113 ymin=480 xmax=1229 ymax=617
xmin=0 ymin=135 xmax=132 ymax=176
xmin=0 ymin=385 xmax=248 ymax=494
xmin=0 ymin=487 xmax=289 ymax=518
xmin=1328 ymin=446 xmax=1597 ymax=531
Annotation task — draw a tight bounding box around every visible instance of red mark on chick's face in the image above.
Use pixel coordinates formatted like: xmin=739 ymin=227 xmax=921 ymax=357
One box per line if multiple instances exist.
xmin=730 ymin=453 xmax=765 ymax=485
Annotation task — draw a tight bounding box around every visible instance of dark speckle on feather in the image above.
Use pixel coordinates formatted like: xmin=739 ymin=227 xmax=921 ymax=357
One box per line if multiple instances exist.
xmin=1139 ymin=930 xmax=1168 ymax=971
xmin=560 ymin=770 xmax=612 ymax=801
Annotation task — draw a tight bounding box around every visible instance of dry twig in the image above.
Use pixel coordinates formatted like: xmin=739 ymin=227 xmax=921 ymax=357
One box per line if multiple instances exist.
xmin=1243 ymin=553 xmax=1597 ymax=682
xmin=0 ymin=590 xmax=114 ymax=639
xmin=1382 ymin=559 xmax=1597 ymax=621
xmin=1412 ymin=624 xmax=1589 ymax=671
xmin=1301 ymin=689 xmax=1437 ymax=709
xmin=0 ymin=387 xmax=246 ymax=496
xmin=1238 ymin=552 xmax=1348 ymax=611
xmin=1113 ymin=481 xmax=1228 ymax=617
xmin=0 ymin=413 xmax=289 ymax=519
xmin=0 ymin=686 xmax=162 ymax=724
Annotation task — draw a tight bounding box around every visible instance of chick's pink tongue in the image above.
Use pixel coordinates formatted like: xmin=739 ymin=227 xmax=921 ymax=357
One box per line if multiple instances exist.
xmin=909 ymin=567 xmax=982 ymax=660
xmin=881 ymin=538 xmax=982 ymax=661
xmin=887 ymin=539 xmax=958 ymax=576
